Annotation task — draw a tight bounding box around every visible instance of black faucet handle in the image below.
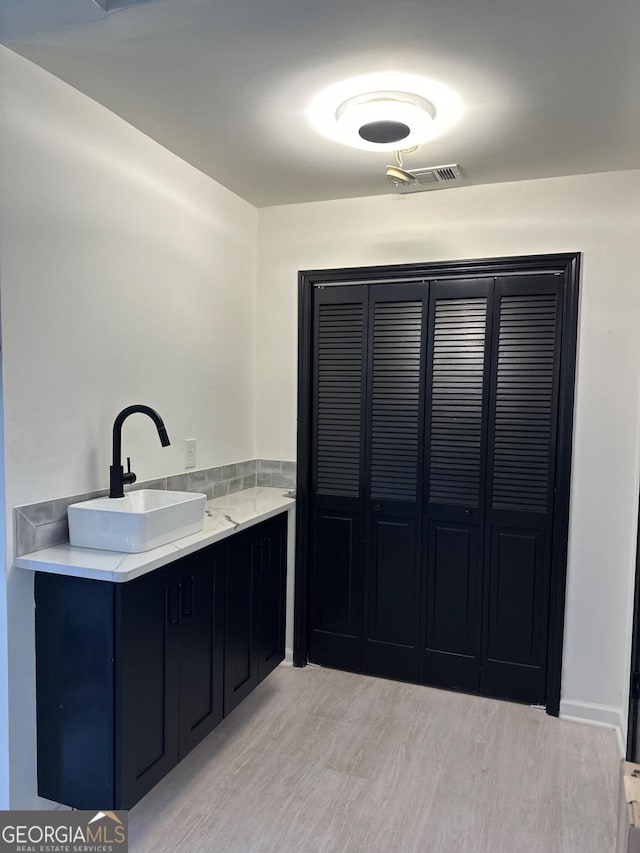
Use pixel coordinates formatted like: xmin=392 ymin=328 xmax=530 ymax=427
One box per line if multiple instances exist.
xmin=123 ymin=456 xmax=137 ymax=486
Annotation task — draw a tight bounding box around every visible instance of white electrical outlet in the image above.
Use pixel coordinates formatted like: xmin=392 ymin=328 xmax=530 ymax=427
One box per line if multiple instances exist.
xmin=184 ymin=439 xmax=197 ymax=469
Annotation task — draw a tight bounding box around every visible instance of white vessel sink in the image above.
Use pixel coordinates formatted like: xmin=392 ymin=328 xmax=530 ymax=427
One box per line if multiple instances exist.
xmin=68 ymin=489 xmax=206 ymax=553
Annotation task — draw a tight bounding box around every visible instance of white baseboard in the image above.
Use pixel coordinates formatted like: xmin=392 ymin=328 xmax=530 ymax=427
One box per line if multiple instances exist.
xmin=560 ymin=700 xmax=621 ymax=727
xmin=560 ymin=700 xmax=626 ymax=757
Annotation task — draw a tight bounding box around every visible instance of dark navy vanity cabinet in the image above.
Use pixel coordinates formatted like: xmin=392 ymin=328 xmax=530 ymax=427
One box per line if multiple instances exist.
xmin=34 ymin=512 xmax=287 ymax=810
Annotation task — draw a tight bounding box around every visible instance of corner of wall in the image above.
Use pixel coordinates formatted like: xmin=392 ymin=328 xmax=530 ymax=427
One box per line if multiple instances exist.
xmin=560 ymin=700 xmax=626 ymax=757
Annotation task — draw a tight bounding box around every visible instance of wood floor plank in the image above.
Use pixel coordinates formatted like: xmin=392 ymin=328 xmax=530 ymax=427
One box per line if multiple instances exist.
xmin=129 ymin=665 xmax=619 ymax=853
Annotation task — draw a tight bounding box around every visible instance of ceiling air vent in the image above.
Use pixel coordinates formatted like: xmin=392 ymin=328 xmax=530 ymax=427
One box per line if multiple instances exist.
xmin=393 ymin=163 xmax=465 ymax=193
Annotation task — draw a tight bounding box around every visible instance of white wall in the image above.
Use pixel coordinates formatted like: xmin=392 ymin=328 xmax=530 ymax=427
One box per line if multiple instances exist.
xmin=0 ymin=302 xmax=9 ymax=808
xmin=0 ymin=46 xmax=258 ymax=807
xmin=256 ymin=170 xmax=640 ymax=740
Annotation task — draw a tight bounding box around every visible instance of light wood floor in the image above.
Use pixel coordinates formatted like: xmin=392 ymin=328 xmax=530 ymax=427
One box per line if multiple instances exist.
xmin=129 ymin=665 xmax=619 ymax=853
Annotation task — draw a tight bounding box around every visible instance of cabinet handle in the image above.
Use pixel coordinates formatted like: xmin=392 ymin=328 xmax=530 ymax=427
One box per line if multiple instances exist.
xmin=182 ymin=575 xmax=194 ymax=618
xmin=167 ymin=581 xmax=182 ymax=625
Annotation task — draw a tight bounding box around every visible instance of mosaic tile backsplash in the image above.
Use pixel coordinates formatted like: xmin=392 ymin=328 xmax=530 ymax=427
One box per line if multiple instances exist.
xmin=14 ymin=459 xmax=296 ymax=558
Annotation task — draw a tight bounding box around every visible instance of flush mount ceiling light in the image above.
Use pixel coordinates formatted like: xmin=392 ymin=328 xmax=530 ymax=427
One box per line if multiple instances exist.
xmin=336 ymin=92 xmax=435 ymax=148
xmin=307 ymin=72 xmax=463 ymax=152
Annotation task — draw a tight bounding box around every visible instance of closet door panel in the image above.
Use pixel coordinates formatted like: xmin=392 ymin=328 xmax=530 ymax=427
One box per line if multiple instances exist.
xmin=312 ymin=511 xmax=359 ymax=636
xmin=422 ymin=279 xmax=493 ymax=691
xmin=309 ymin=507 xmax=363 ymax=671
xmin=368 ymin=519 xmax=417 ymax=647
xmin=485 ymin=526 xmax=548 ymax=665
xmin=365 ymin=516 xmax=419 ymax=681
xmin=423 ymin=519 xmax=482 ymax=689
xmin=481 ymin=275 xmax=562 ymax=704
xmin=309 ymin=286 xmax=367 ymax=671
xmin=363 ymin=285 xmax=428 ymax=682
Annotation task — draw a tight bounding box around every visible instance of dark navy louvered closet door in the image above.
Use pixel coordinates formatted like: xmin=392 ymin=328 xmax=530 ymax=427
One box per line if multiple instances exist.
xmin=422 ymin=279 xmax=493 ymax=692
xmin=480 ymin=275 xmax=563 ymax=704
xmin=363 ymin=285 xmax=428 ymax=682
xmin=307 ymin=270 xmax=564 ymax=706
xmin=308 ymin=286 xmax=368 ymax=670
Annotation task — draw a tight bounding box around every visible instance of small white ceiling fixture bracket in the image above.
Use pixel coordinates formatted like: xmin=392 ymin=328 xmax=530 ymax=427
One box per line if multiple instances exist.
xmin=385 ymin=149 xmax=419 ymax=187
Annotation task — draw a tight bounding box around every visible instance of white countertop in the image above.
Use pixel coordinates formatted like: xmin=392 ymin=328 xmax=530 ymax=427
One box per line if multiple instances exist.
xmin=15 ymin=487 xmax=295 ymax=583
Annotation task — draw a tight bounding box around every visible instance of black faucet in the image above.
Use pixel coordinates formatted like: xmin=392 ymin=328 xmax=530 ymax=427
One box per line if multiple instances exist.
xmin=109 ymin=405 xmax=171 ymax=498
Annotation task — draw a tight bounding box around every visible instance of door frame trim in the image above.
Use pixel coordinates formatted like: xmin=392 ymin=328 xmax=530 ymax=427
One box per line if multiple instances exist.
xmin=294 ymin=252 xmax=581 ymax=716
xmin=626 ymin=496 xmax=640 ymax=758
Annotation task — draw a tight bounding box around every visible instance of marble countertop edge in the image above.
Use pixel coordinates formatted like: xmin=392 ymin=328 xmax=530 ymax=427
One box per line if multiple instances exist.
xmin=15 ymin=487 xmax=295 ymax=583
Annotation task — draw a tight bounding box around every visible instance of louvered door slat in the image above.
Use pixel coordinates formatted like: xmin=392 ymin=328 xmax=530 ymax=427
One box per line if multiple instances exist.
xmin=490 ymin=293 xmax=558 ymax=513
xmin=314 ymin=299 xmax=365 ymax=498
xmin=370 ymin=301 xmax=423 ymax=501
xmin=428 ymin=296 xmax=488 ymax=507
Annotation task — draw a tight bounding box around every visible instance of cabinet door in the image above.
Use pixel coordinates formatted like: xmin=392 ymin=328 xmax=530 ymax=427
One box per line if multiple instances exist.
xmin=35 ymin=573 xmax=116 ymax=809
xmin=116 ymin=566 xmax=180 ymax=809
xmin=178 ymin=545 xmax=225 ymax=758
xmin=257 ymin=514 xmax=287 ymax=683
xmin=224 ymin=529 xmax=259 ymax=716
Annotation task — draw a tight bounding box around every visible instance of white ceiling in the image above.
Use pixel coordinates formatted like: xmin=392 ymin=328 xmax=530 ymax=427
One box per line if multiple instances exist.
xmin=2 ymin=0 xmax=639 ymax=206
